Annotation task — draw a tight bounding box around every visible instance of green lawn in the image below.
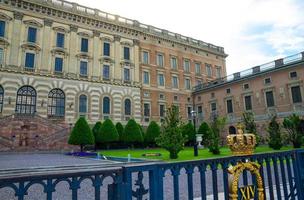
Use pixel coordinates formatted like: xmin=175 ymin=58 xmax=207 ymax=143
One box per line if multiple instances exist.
xmin=99 ymin=145 xmax=301 ymax=162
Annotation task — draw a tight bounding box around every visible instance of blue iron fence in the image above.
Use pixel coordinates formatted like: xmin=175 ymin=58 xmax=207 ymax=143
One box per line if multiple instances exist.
xmin=0 ymin=150 xmax=304 ymax=200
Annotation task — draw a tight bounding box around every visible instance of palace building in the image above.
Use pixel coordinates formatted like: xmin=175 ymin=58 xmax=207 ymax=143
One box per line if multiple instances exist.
xmin=0 ymin=0 xmax=226 ymax=150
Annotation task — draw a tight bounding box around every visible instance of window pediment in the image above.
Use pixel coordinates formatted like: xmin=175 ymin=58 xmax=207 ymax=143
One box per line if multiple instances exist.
xmin=51 ymin=47 xmax=68 ymax=56
xmin=100 ymin=36 xmax=113 ymax=42
xmin=23 ymin=19 xmax=43 ymax=28
xmin=21 ymin=42 xmax=41 ymax=52
xmin=120 ymin=41 xmax=133 ymax=47
xmin=0 ymin=13 xmax=12 ymax=21
xmin=53 ymin=26 xmax=69 ymax=33
xmin=0 ymin=37 xmax=9 ymax=46
xmin=76 ymin=52 xmax=92 ymax=60
xmin=77 ymin=31 xmax=92 ymax=38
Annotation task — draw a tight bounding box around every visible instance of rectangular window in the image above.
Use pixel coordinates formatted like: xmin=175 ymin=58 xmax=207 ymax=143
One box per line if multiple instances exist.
xmin=226 ymin=88 xmax=231 ymax=94
xmin=0 ymin=20 xmax=5 ymax=37
xmin=198 ymin=106 xmax=203 ymax=117
xmin=103 ymin=65 xmax=110 ymax=80
xmin=172 ymin=76 xmax=178 ymax=88
xmin=0 ymin=48 xmax=3 ymax=65
xmin=171 ymin=57 xmax=177 ymax=69
xmin=27 ymin=27 xmax=37 ymax=43
xmin=195 ymin=63 xmax=201 ymax=74
xmin=291 ymin=86 xmax=302 ymax=103
xmin=244 ymin=96 xmax=252 ymax=110
xmin=158 ymin=74 xmax=164 ymax=86
xmin=159 ymin=104 xmax=165 ymax=117
xmin=184 ymin=59 xmax=190 ymax=72
xmin=187 ymin=106 xmax=192 ymax=118
xmin=25 ymin=53 xmax=35 ymax=68
xmin=124 ymin=47 xmax=130 ymax=60
xmin=81 ymin=38 xmax=88 ymax=52
xmin=80 ymin=61 xmax=88 ymax=76
xmin=211 ymin=102 xmax=217 ymax=111
xmin=143 ymin=71 xmax=149 ymax=84
xmin=206 ymin=64 xmax=212 ymax=77
xmin=216 ymin=66 xmax=222 ymax=78
xmin=290 ymin=71 xmax=297 ymax=78
xmin=144 ymin=103 xmax=150 ymax=117
xmin=226 ymin=99 xmax=233 ymax=113
xmin=124 ymin=68 xmax=130 ymax=81
xmin=142 ymin=51 xmax=149 ymax=64
xmin=266 ymin=91 xmax=275 ymax=107
xmin=157 ymin=54 xmax=164 ymax=67
xmin=56 ymin=33 xmax=65 ymax=48
xmin=185 ymin=78 xmax=191 ymax=90
xmin=54 ymin=57 xmax=63 ymax=72
xmin=103 ymin=42 xmax=110 ymax=56
xmin=264 ymin=78 xmax=271 ymax=84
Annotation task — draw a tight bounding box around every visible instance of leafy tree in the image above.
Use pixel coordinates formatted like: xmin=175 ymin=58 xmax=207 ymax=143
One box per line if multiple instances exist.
xmin=243 ymin=112 xmax=260 ymax=146
xmin=181 ymin=122 xmax=196 ymax=145
xmin=145 ymin=121 xmax=161 ymax=146
xmin=123 ymin=119 xmax=144 ymax=147
xmin=267 ymin=115 xmax=283 ymax=150
xmin=96 ymin=119 xmax=119 ymax=148
xmin=68 ymin=117 xmax=95 ymax=152
xmin=156 ymin=105 xmax=187 ymax=159
xmin=197 ymin=122 xmax=211 ymax=146
xmin=283 ymin=114 xmax=304 ymax=148
xmin=208 ymin=117 xmax=226 ymax=154
xmin=115 ymin=122 xmax=124 ymax=141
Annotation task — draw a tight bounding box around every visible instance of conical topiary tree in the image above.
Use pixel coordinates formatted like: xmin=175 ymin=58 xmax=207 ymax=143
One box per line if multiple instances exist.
xmin=92 ymin=121 xmax=102 ymax=150
xmin=96 ymin=119 xmax=119 ymax=148
xmin=115 ymin=122 xmax=124 ymax=141
xmin=243 ymin=112 xmax=260 ymax=146
xmin=181 ymin=122 xmax=196 ymax=146
xmin=68 ymin=117 xmax=95 ymax=152
xmin=123 ymin=119 xmax=143 ymax=147
xmin=268 ymin=115 xmax=283 ymax=150
xmin=137 ymin=123 xmax=145 ymax=139
xmin=145 ymin=121 xmax=161 ymax=147
xmin=197 ymin=122 xmax=211 ymax=146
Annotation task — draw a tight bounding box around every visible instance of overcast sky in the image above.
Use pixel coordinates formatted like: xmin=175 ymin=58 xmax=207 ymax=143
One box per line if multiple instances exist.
xmin=70 ymin=0 xmax=304 ymax=75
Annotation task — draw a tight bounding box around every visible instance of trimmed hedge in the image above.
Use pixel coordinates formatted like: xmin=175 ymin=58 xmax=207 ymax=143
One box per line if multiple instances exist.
xmin=115 ymin=122 xmax=124 ymax=141
xmin=123 ymin=119 xmax=143 ymax=145
xmin=96 ymin=119 xmax=119 ymax=143
xmin=145 ymin=121 xmax=160 ymax=146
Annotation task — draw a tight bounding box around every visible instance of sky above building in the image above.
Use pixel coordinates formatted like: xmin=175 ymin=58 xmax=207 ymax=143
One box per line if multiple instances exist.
xmin=70 ymin=0 xmax=304 ymax=75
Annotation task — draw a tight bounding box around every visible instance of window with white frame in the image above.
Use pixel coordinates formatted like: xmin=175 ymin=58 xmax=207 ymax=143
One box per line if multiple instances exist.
xmin=216 ymin=66 xmax=222 ymax=78
xmin=124 ymin=67 xmax=130 ymax=82
xmin=172 ymin=76 xmax=179 ymax=88
xmin=171 ymin=56 xmax=177 ymax=69
xmin=184 ymin=59 xmax=190 ymax=72
xmin=143 ymin=71 xmax=150 ymax=84
xmin=291 ymin=86 xmax=302 ymax=103
xmin=206 ymin=63 xmax=212 ymax=77
xmin=195 ymin=63 xmax=201 ymax=74
xmin=157 ymin=53 xmax=164 ymax=67
xmin=80 ymin=60 xmax=88 ymax=76
xmin=185 ymin=78 xmax=191 ymax=90
xmin=142 ymin=51 xmax=149 ymax=64
xmin=159 ymin=104 xmax=165 ymax=118
xmin=103 ymin=65 xmax=110 ymax=80
xmin=158 ymin=73 xmax=164 ymax=86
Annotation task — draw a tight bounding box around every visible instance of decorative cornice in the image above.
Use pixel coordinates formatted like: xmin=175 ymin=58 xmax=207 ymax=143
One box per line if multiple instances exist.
xmin=70 ymin=25 xmax=78 ymax=32
xmin=44 ymin=18 xmax=53 ymax=27
xmin=114 ymin=35 xmax=121 ymax=42
xmin=93 ymin=30 xmax=101 ymax=37
xmin=13 ymin=11 xmax=23 ymax=20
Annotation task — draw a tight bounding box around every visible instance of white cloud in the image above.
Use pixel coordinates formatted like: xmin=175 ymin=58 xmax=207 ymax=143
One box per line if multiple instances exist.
xmin=70 ymin=0 xmax=304 ymax=74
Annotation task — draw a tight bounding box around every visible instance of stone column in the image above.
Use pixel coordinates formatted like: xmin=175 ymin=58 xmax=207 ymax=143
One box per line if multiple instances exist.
xmin=40 ymin=19 xmax=53 ymax=74
xmin=9 ymin=11 xmax=23 ymax=68
xmin=113 ymin=35 xmax=121 ymax=82
xmin=68 ymin=25 xmax=78 ymax=78
xmin=92 ymin=30 xmax=100 ymax=81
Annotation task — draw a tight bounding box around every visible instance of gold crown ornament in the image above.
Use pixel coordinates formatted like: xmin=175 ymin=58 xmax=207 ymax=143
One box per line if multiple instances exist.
xmin=226 ymin=123 xmax=256 ymax=156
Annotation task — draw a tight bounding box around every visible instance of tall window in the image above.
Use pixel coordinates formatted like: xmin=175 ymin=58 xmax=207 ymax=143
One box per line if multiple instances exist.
xmin=143 ymin=71 xmax=149 ymax=84
xmin=124 ymin=47 xmax=130 ymax=60
xmin=291 ymin=86 xmax=302 ymax=103
xmin=226 ymin=99 xmax=233 ymax=113
xmin=79 ymin=94 xmax=87 ymax=113
xmin=142 ymin=51 xmax=149 ymax=64
xmin=103 ymin=65 xmax=110 ymax=80
xmin=80 ymin=61 xmax=88 ymax=76
xmin=172 ymin=76 xmax=178 ymax=88
xmin=244 ymin=96 xmax=252 ymax=110
xmin=48 ymin=89 xmax=65 ymax=117
xmin=144 ymin=103 xmax=150 ymax=117
xmin=0 ymin=20 xmax=5 ymax=37
xmin=206 ymin=63 xmax=212 ymax=77
xmin=0 ymin=48 xmax=4 ymax=65
xmin=124 ymin=99 xmax=131 ymax=115
xmin=184 ymin=59 xmax=190 ymax=72
xmin=185 ymin=78 xmax=191 ymax=90
xmin=159 ymin=104 xmax=165 ymax=117
xmin=54 ymin=57 xmax=63 ymax=72
xmin=0 ymin=85 xmax=3 ymax=113
xmin=216 ymin=66 xmax=222 ymax=78
xmin=195 ymin=63 xmax=201 ymax=74
xmin=56 ymin=33 xmax=65 ymax=48
xmin=198 ymin=106 xmax=203 ymax=118
xmin=27 ymin=27 xmax=37 ymax=43
xmin=25 ymin=53 xmax=35 ymax=68
xmin=103 ymin=97 xmax=110 ymax=114
xmin=16 ymin=86 xmax=36 ymax=114
xmin=265 ymin=91 xmax=275 ymax=107
xmin=158 ymin=74 xmax=164 ymax=86
xmin=124 ymin=68 xmax=130 ymax=82
xmin=157 ymin=53 xmax=164 ymax=67
xmin=103 ymin=42 xmax=110 ymax=56
xmin=171 ymin=57 xmax=177 ymax=69
xmin=81 ymin=38 xmax=88 ymax=52
xmin=211 ymin=102 xmax=217 ymax=111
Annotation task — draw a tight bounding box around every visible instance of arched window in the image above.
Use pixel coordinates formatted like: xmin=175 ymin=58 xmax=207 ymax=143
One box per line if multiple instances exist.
xmin=16 ymin=86 xmax=36 ymax=114
xmin=79 ymin=94 xmax=87 ymax=113
xmin=0 ymin=85 xmax=3 ymax=113
xmin=103 ymin=97 xmax=110 ymax=114
xmin=124 ymin=98 xmax=131 ymax=115
xmin=48 ymin=89 xmax=65 ymax=118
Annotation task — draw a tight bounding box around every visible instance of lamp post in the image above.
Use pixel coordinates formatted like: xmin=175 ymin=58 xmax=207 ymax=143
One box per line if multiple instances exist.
xmin=191 ymin=110 xmax=198 ymax=157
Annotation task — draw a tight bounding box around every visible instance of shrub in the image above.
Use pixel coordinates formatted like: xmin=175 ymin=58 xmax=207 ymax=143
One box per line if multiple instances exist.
xmin=181 ymin=122 xmax=196 ymax=145
xmin=243 ymin=112 xmax=260 ymax=146
xmin=96 ymin=119 xmax=119 ymax=148
xmin=197 ymin=122 xmax=211 ymax=146
xmin=156 ymin=105 xmax=187 ymax=159
xmin=92 ymin=121 xmax=102 ymax=140
xmin=115 ymin=122 xmax=124 ymax=141
xmin=267 ymin=115 xmax=283 ymax=150
xmin=145 ymin=121 xmax=161 ymax=146
xmin=68 ymin=117 xmax=95 ymax=152
xmin=283 ymin=114 xmax=304 ymax=148
xmin=137 ymin=123 xmax=145 ymax=139
xmin=123 ymin=119 xmax=144 ymax=147
xmin=208 ymin=117 xmax=226 ymax=155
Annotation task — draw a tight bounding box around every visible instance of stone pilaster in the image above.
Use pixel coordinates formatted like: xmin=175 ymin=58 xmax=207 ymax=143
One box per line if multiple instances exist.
xmin=41 ymin=19 xmax=53 ymax=73
xmin=114 ymin=35 xmax=121 ymax=81
xmin=68 ymin=25 xmax=78 ymax=77
xmin=92 ymin=30 xmax=100 ymax=80
xmin=9 ymin=12 xmax=23 ymax=67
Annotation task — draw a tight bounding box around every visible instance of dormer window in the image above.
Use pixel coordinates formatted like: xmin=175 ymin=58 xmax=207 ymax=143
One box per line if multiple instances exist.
xmin=27 ymin=27 xmax=37 ymax=43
